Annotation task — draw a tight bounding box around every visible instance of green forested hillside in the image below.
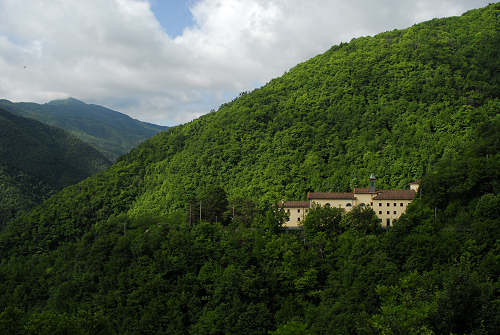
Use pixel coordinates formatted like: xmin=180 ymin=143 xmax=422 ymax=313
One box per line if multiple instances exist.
xmin=12 ymin=2 xmax=498 ymax=233
xmin=0 ymin=98 xmax=168 ymax=161
xmin=0 ymin=116 xmax=498 ymax=334
xmin=0 ymin=3 xmax=499 ymax=334
xmin=0 ymin=108 xmax=111 ymax=225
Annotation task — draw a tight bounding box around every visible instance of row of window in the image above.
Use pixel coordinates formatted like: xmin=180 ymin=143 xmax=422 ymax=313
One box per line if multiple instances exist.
xmin=379 ymin=211 xmax=398 ymax=215
xmin=379 ymin=202 xmax=405 ymax=207
xmin=291 ymin=202 xmax=407 ymax=214
xmin=299 ymin=216 xmax=396 ymax=224
xmin=296 ymin=209 xmax=401 ymax=216
xmin=323 ymin=202 xmax=406 ymax=208
xmin=324 ymin=203 xmax=352 ymax=207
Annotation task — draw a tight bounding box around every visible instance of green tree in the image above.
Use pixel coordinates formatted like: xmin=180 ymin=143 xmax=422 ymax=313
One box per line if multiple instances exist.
xmin=269 ymin=320 xmax=312 ymax=335
xmin=340 ymin=205 xmax=383 ymax=234
xmin=0 ymin=307 xmax=24 ymax=335
xmin=197 ymin=186 xmax=229 ymax=224
xmin=302 ymin=204 xmax=343 ymax=236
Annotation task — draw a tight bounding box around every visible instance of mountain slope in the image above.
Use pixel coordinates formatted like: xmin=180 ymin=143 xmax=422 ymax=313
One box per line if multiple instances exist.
xmin=5 ymin=3 xmax=499 ymax=250
xmin=0 ymin=108 xmax=111 ymax=224
xmin=0 ymin=98 xmax=168 ymax=161
xmin=128 ymin=3 xmax=499 ymax=214
xmin=0 ymin=3 xmax=499 ymax=334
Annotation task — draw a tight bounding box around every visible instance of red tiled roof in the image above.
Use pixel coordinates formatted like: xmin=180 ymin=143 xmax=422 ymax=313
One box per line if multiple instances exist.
xmin=307 ymin=192 xmax=355 ymax=200
xmin=280 ymin=201 xmax=310 ymax=208
xmin=373 ymin=190 xmax=416 ymax=200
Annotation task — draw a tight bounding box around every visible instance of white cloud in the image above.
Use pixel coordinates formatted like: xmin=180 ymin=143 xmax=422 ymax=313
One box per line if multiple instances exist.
xmin=0 ymin=0 xmax=491 ymax=125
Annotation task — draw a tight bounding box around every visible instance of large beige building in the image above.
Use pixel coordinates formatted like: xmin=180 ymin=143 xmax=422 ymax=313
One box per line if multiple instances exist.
xmin=281 ymin=176 xmax=419 ymax=229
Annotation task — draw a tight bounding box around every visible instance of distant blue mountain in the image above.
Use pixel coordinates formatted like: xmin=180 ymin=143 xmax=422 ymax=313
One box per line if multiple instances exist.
xmin=0 ymin=98 xmax=168 ymax=161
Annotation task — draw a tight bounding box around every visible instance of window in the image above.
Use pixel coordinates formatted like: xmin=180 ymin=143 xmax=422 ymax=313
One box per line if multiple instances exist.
xmin=360 ymin=203 xmax=365 ymax=207
xmin=394 ymin=211 xmax=397 ymax=214
xmin=400 ymin=203 xmax=403 ymax=207
xmin=325 ymin=203 xmax=330 ymax=207
xmin=287 ymin=209 xmax=290 ymax=214
xmin=394 ymin=203 xmax=397 ymax=207
xmin=305 ymin=209 xmax=308 ymax=212
xmin=386 ymin=218 xmax=391 ymax=227
xmin=346 ymin=203 xmax=352 ymax=207
xmin=387 ymin=211 xmax=390 ymax=214
xmin=379 ymin=211 xmax=382 ymax=214
xmin=297 ymin=209 xmax=300 ymax=213
xmin=387 ymin=203 xmax=390 ymax=206
xmin=379 ymin=203 xmax=382 ymax=207
xmin=370 ymin=202 xmax=373 ymax=206
xmin=297 ymin=217 xmax=300 ymax=222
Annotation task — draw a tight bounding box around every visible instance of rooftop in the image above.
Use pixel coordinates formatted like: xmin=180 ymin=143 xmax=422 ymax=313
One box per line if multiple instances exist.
xmin=307 ymin=192 xmax=355 ymax=200
xmin=373 ymin=189 xmax=416 ymax=200
xmin=280 ymin=201 xmax=310 ymax=208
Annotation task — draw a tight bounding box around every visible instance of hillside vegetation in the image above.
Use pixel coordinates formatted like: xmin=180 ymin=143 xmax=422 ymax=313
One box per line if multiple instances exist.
xmin=0 ymin=98 xmax=167 ymax=161
xmin=1 ymin=118 xmax=498 ymax=334
xmin=8 ymin=3 xmax=498 ymax=241
xmin=0 ymin=3 xmax=499 ymax=334
xmin=0 ymin=108 xmax=111 ymax=225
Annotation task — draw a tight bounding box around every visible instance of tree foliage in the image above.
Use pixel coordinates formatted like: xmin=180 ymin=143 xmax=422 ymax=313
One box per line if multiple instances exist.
xmin=0 ymin=108 xmax=111 ymax=226
xmin=0 ymin=3 xmax=499 ymax=334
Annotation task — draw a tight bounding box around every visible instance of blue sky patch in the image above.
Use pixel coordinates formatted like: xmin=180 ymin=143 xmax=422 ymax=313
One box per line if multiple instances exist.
xmin=150 ymin=0 xmax=197 ymax=37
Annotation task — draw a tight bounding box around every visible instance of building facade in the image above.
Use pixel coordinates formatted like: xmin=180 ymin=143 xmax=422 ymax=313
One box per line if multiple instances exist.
xmin=281 ymin=176 xmax=419 ymax=229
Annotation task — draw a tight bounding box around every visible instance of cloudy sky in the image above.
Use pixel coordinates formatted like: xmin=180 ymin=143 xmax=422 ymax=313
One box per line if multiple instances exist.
xmin=0 ymin=0 xmax=491 ymax=125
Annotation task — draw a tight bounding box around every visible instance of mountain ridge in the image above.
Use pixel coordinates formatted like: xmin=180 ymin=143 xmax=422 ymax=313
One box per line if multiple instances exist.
xmin=5 ymin=2 xmax=498 ymax=249
xmin=0 ymin=3 xmax=498 ymax=334
xmin=0 ymin=107 xmax=111 ymax=225
xmin=0 ymin=98 xmax=168 ymax=161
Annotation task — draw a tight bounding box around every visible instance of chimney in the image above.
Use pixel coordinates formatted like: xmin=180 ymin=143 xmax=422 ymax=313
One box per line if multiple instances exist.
xmin=409 ymin=181 xmax=420 ymax=192
xmin=369 ymin=174 xmax=376 ymax=193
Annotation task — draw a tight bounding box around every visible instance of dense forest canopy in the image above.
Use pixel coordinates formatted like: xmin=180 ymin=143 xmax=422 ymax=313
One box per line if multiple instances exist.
xmin=0 ymin=3 xmax=499 ymax=334
xmin=0 ymin=108 xmax=110 ymax=226
xmin=0 ymin=116 xmax=498 ymax=334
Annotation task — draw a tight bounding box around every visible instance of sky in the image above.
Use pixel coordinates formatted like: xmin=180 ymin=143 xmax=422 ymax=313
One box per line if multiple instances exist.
xmin=0 ymin=0 xmax=492 ymax=126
